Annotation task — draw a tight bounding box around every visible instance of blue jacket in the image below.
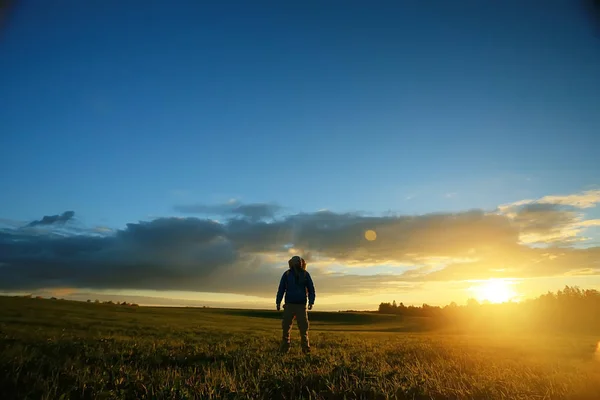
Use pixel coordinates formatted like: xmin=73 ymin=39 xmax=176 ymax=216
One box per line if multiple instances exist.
xmin=276 ymin=268 xmax=316 ymax=306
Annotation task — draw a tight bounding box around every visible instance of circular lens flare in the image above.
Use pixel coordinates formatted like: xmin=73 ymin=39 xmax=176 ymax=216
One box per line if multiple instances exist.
xmin=364 ymin=230 xmax=377 ymax=241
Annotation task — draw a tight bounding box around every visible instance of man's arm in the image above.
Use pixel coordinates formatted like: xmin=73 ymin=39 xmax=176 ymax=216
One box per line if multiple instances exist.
xmin=306 ymin=272 xmax=316 ymax=307
xmin=276 ymin=273 xmax=286 ymax=307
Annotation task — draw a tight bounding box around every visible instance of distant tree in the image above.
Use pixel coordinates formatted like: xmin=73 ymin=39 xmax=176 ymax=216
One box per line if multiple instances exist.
xmin=374 ymin=285 xmax=600 ymax=334
xmin=378 ymin=302 xmax=394 ymax=314
xmin=466 ymin=298 xmax=479 ymax=307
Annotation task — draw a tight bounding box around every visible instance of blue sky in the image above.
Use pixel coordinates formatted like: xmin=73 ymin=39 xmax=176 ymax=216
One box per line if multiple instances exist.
xmin=0 ymin=1 xmax=599 ymax=308
xmin=1 ymin=0 xmax=599 ymax=228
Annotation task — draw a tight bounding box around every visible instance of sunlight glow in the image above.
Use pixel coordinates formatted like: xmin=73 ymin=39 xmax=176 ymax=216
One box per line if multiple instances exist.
xmin=471 ymin=279 xmax=518 ymax=304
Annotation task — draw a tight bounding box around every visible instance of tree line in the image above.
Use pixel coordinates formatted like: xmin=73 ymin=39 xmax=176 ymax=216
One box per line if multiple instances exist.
xmin=377 ymin=286 xmax=600 ymax=334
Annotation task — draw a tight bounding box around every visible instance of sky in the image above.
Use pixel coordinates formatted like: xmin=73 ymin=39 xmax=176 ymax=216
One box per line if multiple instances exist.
xmin=0 ymin=1 xmax=599 ymax=310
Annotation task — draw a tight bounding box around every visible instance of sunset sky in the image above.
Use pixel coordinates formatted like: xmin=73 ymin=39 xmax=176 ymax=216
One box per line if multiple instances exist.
xmin=1 ymin=1 xmax=599 ymax=310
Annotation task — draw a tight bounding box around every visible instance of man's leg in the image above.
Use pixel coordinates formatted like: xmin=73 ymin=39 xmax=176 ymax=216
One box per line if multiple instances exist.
xmin=280 ymin=304 xmax=294 ymax=353
xmin=295 ymin=304 xmax=310 ymax=353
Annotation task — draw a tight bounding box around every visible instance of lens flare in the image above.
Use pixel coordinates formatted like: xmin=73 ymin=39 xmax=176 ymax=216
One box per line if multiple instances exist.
xmin=364 ymin=230 xmax=377 ymax=241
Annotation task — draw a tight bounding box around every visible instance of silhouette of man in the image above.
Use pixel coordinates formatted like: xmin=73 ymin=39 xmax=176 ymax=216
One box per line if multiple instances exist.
xmin=276 ymin=255 xmax=316 ymax=353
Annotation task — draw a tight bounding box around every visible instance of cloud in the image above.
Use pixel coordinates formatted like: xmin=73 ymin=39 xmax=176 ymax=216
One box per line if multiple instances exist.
xmin=26 ymin=211 xmax=75 ymax=227
xmin=498 ymin=189 xmax=600 ymax=211
xmin=235 ymin=209 xmax=519 ymax=266
xmin=511 ymin=203 xmax=583 ymax=244
xmin=496 ymin=190 xmax=600 ymax=245
xmin=1 ymin=189 xmax=600 ymax=297
xmin=1 ymin=210 xmax=511 ymax=295
xmin=174 ymin=201 xmax=282 ymax=221
xmin=0 ymin=217 xmax=420 ymax=296
xmin=0 ymin=218 xmax=26 ymax=229
xmin=93 ymin=226 xmax=113 ymax=233
xmin=400 ymin=245 xmax=600 ymax=282
xmin=513 ymin=203 xmax=577 ymax=233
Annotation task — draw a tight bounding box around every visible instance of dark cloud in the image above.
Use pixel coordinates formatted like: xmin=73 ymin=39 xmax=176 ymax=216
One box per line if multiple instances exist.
xmin=174 ymin=201 xmax=282 ymax=221
xmin=512 ymin=203 xmax=577 ymax=235
xmin=0 ymin=219 xmax=417 ymax=296
xmin=291 ymin=210 xmax=518 ymax=263
xmin=173 ymin=201 xmax=283 ymax=221
xmin=26 ymin=211 xmax=75 ymax=227
xmin=224 ymin=209 xmax=518 ymax=265
xmin=1 ymin=201 xmax=599 ymax=295
xmin=497 ymin=198 xmax=598 ymax=245
xmin=0 ymin=218 xmax=237 ymax=293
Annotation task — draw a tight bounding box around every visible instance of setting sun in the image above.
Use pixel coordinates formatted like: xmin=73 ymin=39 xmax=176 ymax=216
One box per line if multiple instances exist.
xmin=471 ymin=279 xmax=518 ymax=304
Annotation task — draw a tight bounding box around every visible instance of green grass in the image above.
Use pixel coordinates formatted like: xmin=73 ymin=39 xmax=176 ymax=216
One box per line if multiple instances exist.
xmin=1 ymin=297 xmax=599 ymax=399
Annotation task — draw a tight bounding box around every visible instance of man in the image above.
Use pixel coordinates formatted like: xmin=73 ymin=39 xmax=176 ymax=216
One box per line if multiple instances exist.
xmin=276 ymin=255 xmax=316 ymax=354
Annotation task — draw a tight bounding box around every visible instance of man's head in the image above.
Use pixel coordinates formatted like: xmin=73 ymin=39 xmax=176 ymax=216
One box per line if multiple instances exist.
xmin=288 ymin=255 xmax=302 ymax=269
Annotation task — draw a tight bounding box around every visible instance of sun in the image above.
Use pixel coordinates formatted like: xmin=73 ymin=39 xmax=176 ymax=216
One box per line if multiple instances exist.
xmin=471 ymin=279 xmax=518 ymax=304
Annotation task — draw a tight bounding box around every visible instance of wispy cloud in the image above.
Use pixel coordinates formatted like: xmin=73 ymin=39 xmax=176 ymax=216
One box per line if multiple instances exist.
xmin=498 ymin=189 xmax=600 ymax=212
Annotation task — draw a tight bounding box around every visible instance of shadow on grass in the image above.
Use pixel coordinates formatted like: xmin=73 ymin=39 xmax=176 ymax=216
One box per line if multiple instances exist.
xmin=219 ymin=309 xmax=402 ymax=325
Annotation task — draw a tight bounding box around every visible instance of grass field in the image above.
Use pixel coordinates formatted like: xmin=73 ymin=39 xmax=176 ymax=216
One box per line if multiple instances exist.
xmin=1 ymin=297 xmax=599 ymax=399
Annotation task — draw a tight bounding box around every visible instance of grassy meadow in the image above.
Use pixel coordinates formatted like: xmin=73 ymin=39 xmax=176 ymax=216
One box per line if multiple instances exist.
xmin=1 ymin=296 xmax=599 ymax=399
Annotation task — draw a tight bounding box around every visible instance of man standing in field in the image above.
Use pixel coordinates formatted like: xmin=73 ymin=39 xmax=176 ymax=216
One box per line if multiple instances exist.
xmin=276 ymin=255 xmax=316 ymax=354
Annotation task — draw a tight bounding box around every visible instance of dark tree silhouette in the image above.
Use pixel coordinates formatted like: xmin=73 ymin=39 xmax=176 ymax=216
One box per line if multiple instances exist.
xmin=377 ymin=286 xmax=600 ymax=334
